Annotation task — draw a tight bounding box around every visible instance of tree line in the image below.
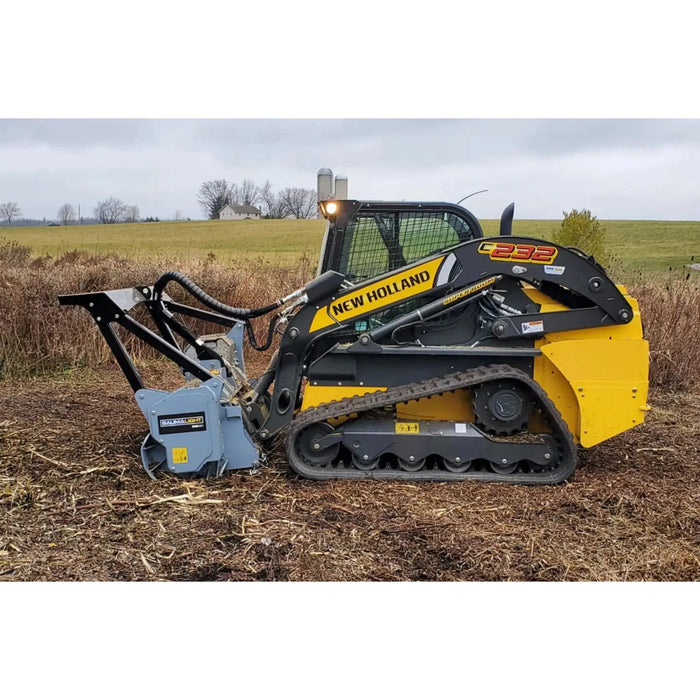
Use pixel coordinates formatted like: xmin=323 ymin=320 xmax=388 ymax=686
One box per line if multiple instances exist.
xmin=0 ymin=199 xmax=145 ymax=226
xmin=197 ymin=179 xmax=318 ymax=220
xmin=1 ymin=177 xmax=319 ymax=226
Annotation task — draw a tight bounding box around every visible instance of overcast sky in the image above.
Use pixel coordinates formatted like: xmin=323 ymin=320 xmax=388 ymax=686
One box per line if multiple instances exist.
xmin=1 ymin=119 xmax=698 ymax=221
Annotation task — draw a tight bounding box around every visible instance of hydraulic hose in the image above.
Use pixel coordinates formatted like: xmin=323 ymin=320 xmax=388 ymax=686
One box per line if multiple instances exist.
xmin=153 ymin=271 xmax=281 ymax=320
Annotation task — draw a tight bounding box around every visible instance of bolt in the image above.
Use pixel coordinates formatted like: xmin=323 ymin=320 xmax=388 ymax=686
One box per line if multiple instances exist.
xmin=289 ymin=328 xmax=299 ymax=339
xmin=313 ymin=443 xmax=320 ymax=450
xmin=501 ymin=458 xmax=508 ymax=464
xmin=151 ymin=410 xmax=156 ymax=415
xmin=455 ymin=457 xmax=461 ymax=463
xmin=88 ymin=302 xmax=94 ymax=307
xmin=138 ymin=393 xmax=144 ymax=400
xmin=114 ymin=314 xmax=119 ymax=319
xmin=409 ymin=456 xmax=415 ymax=462
xmin=363 ymin=455 xmax=369 ymax=461
xmin=96 ymin=316 xmax=101 ymax=322
xmin=544 ymin=453 xmax=551 ymax=460
xmin=360 ymin=335 xmax=369 ymax=345
xmin=246 ymin=406 xmax=252 ymax=412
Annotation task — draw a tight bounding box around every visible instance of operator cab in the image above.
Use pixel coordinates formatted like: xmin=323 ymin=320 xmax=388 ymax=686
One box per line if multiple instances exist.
xmin=317 ymin=199 xmax=484 ymax=284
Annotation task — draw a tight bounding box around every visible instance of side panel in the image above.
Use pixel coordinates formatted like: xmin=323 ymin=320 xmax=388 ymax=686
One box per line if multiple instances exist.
xmin=531 ymin=290 xmax=649 ymax=446
xmin=539 ymin=339 xmax=649 ymax=447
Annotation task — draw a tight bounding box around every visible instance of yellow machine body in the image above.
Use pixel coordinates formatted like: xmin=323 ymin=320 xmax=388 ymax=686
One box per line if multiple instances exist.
xmin=300 ymin=284 xmax=649 ymax=449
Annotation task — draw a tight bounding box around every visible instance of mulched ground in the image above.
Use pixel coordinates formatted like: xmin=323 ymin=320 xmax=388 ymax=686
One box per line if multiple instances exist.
xmin=1 ymin=366 xmax=699 ymax=581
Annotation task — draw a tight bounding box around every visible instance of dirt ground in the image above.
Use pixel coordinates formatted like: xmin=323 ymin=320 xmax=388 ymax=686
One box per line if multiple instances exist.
xmin=1 ymin=366 xmax=699 ymax=581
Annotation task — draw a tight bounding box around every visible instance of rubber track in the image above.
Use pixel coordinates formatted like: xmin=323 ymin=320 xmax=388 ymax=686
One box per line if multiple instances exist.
xmin=286 ymin=364 xmax=577 ymax=485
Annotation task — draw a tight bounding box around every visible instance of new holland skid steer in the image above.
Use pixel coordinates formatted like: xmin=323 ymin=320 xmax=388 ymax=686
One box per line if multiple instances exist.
xmin=59 ymin=197 xmax=649 ymax=484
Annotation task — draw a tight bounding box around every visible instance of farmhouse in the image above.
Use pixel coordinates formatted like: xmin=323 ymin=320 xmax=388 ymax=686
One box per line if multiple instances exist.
xmin=219 ymin=204 xmax=262 ymax=220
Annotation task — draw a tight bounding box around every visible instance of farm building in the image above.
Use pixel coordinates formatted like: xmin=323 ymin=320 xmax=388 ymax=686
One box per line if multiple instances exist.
xmin=219 ymin=204 xmax=262 ymax=220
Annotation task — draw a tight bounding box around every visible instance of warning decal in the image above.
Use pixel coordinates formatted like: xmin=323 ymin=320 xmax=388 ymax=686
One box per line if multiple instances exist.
xmin=172 ymin=447 xmax=189 ymax=464
xmin=395 ymin=421 xmax=420 ymax=434
xmin=521 ymin=320 xmax=544 ymax=335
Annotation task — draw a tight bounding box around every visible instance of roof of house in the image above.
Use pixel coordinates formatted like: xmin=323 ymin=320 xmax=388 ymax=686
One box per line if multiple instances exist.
xmin=220 ymin=204 xmax=261 ymax=215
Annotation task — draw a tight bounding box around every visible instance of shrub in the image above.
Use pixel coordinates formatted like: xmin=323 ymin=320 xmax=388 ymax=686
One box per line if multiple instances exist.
xmin=553 ymin=209 xmax=610 ymax=268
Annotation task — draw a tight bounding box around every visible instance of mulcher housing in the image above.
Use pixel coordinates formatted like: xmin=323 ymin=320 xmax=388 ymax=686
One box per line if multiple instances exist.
xmin=59 ymin=198 xmax=649 ymax=484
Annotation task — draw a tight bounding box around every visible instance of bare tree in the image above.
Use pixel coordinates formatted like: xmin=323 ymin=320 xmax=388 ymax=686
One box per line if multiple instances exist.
xmin=260 ymin=181 xmax=290 ymax=219
xmin=125 ymin=205 xmax=140 ymax=223
xmin=279 ymin=187 xmax=318 ymax=219
xmin=57 ymin=203 xmax=76 ymax=226
xmin=173 ymin=209 xmax=183 ymax=221
xmin=94 ymin=197 xmax=128 ymax=224
xmin=237 ymin=179 xmax=261 ymax=207
xmin=0 ymin=202 xmax=21 ymax=224
xmin=197 ymin=180 xmax=235 ymax=219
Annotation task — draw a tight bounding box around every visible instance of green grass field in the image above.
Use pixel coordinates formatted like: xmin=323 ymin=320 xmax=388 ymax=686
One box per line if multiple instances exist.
xmin=3 ymin=217 xmax=699 ymax=275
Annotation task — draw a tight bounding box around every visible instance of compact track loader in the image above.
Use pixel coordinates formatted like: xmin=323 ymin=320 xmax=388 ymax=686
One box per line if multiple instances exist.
xmin=59 ymin=198 xmax=649 ymax=484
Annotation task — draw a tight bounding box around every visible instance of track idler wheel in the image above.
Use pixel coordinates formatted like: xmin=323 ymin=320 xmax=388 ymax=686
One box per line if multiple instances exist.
xmin=442 ymin=457 xmax=472 ymax=473
xmin=488 ymin=459 xmax=519 ymax=475
xmin=397 ymin=456 xmax=426 ymax=472
xmin=294 ymin=422 xmax=339 ymax=467
xmin=351 ymin=454 xmax=380 ymax=471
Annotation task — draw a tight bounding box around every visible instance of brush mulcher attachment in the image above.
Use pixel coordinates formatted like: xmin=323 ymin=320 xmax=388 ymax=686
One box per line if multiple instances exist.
xmin=59 ymin=198 xmax=649 ymax=485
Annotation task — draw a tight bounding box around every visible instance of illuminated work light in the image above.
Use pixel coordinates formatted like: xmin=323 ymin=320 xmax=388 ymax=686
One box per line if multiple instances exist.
xmin=325 ymin=201 xmax=338 ymax=215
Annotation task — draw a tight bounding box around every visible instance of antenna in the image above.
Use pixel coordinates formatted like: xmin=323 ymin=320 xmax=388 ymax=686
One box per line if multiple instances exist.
xmin=457 ymin=189 xmax=488 ymax=205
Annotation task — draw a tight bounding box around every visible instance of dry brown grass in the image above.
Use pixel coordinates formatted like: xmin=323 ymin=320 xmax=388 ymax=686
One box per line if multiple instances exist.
xmin=0 ymin=241 xmax=310 ymax=378
xmin=1 ymin=241 xmax=697 ymax=391
xmin=2 ymin=244 xmax=699 ymax=581
xmin=1 ymin=369 xmax=698 ymax=581
xmin=630 ymin=276 xmax=700 ymax=391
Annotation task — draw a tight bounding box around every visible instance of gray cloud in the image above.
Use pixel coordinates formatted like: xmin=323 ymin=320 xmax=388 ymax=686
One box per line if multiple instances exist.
xmin=0 ymin=119 xmax=698 ymax=221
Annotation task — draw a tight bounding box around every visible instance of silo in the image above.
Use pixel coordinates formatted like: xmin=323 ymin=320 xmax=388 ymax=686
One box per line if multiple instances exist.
xmin=334 ymin=174 xmax=348 ymax=200
xmin=317 ymin=168 xmax=334 ymax=202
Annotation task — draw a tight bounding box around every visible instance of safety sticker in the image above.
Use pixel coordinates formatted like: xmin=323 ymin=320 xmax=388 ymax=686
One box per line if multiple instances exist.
xmin=395 ymin=421 xmax=419 ymax=434
xmin=521 ymin=320 xmax=544 ymax=334
xmin=544 ymin=265 xmax=566 ymax=275
xmin=172 ymin=447 xmax=189 ymax=464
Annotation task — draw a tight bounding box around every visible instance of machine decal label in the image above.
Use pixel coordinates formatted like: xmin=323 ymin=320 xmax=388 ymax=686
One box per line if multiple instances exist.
xmin=544 ymin=265 xmax=566 ymax=275
xmin=441 ymin=276 xmax=499 ymax=306
xmin=395 ymin=421 xmax=419 ymax=434
xmin=158 ymin=412 xmax=207 ymax=435
xmin=172 ymin=447 xmax=189 ymax=464
xmin=310 ymin=256 xmax=446 ymax=332
xmin=478 ymin=242 xmax=558 ymax=265
xmin=521 ymin=320 xmax=544 ymax=334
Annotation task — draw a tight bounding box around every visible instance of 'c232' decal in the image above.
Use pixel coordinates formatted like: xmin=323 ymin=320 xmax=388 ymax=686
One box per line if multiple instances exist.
xmin=478 ymin=241 xmax=558 ymax=264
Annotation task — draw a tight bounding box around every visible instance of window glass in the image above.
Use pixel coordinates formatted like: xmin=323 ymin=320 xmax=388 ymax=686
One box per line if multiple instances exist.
xmin=337 ymin=210 xmax=474 ymax=283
